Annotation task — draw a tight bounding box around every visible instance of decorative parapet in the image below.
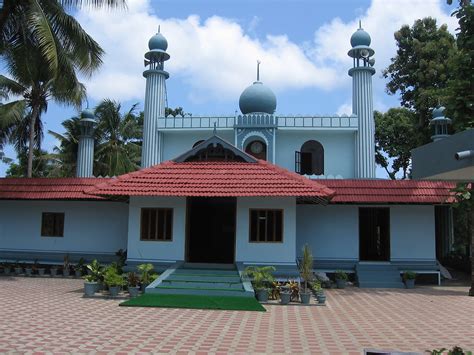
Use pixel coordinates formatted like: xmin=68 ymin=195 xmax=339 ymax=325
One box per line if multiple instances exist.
xmin=156 ymin=113 xmax=358 ymax=130
xmin=306 ymin=174 xmax=344 ymax=179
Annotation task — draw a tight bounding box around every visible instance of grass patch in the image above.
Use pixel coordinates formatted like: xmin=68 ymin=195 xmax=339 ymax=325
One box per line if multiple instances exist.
xmin=120 ymin=293 xmax=266 ymax=312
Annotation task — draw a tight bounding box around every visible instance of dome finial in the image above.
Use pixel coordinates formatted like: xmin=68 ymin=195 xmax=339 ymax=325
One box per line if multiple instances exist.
xmin=359 ymin=20 xmax=362 ymax=29
xmin=158 ymin=25 xmax=160 ymax=33
xmin=257 ymin=60 xmax=261 ymax=81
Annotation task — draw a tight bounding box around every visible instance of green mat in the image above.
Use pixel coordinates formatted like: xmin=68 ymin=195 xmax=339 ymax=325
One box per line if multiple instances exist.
xmin=120 ymin=293 xmax=266 ymax=312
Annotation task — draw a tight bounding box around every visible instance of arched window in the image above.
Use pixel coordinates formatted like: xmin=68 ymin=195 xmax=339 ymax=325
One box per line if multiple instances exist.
xmin=192 ymin=140 xmax=205 ymax=148
xmin=296 ymin=140 xmax=324 ymax=175
xmin=245 ymin=140 xmax=267 ymax=160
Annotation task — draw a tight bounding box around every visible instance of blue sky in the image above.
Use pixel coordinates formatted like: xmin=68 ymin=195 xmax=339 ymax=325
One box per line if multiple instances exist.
xmin=0 ymin=0 xmax=457 ymax=176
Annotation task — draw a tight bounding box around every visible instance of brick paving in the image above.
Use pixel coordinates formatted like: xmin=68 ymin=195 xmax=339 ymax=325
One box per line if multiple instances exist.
xmin=0 ymin=276 xmax=472 ymax=354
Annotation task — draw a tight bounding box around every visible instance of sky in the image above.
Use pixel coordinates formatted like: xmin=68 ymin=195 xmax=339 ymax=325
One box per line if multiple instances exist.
xmin=0 ymin=0 xmax=458 ymax=177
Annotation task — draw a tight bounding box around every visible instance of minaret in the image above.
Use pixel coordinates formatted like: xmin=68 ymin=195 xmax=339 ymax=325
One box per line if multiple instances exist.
xmin=348 ymin=22 xmax=376 ymax=178
xmin=76 ymin=108 xmax=95 ymax=177
xmin=430 ymin=106 xmax=451 ymax=142
xmin=141 ymin=27 xmax=170 ymax=168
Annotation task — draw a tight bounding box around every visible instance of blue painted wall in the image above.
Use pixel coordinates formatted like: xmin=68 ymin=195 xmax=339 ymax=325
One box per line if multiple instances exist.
xmin=235 ymin=197 xmax=296 ymax=264
xmin=0 ymin=201 xmax=128 ymax=256
xmin=275 ymin=130 xmax=356 ymax=177
xmin=127 ymin=196 xmax=186 ymax=263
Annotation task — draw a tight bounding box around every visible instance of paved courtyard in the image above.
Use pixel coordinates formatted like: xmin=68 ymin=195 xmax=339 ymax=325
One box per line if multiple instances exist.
xmin=0 ymin=276 xmax=472 ymax=354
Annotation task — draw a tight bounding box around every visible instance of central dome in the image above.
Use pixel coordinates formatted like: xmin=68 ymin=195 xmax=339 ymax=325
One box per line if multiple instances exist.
xmin=239 ymin=81 xmax=277 ymax=115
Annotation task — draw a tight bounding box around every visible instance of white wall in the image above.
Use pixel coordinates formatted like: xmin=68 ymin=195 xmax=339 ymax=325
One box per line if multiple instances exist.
xmin=275 ymin=130 xmax=356 ymax=178
xmin=296 ymin=205 xmax=359 ymax=260
xmin=391 ymin=205 xmax=436 ymax=261
xmin=235 ymin=197 xmax=296 ymax=264
xmin=127 ymin=196 xmax=186 ymax=262
xmin=0 ymin=200 xmax=128 ymax=254
xmin=161 ymin=130 xmax=235 ymax=162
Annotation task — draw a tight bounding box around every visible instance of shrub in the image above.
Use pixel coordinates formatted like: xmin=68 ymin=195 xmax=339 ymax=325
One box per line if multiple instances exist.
xmin=403 ymin=270 xmax=416 ymax=280
xmin=243 ymin=266 xmax=275 ymax=291
xmin=335 ymin=270 xmax=348 ymax=281
xmin=104 ymin=265 xmax=126 ymax=287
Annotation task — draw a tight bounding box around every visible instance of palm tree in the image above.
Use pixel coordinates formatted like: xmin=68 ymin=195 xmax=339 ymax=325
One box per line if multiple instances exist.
xmin=47 ymin=115 xmax=82 ymax=177
xmin=94 ymin=99 xmax=141 ymax=176
xmin=0 ymin=40 xmax=85 ymax=177
xmin=0 ymin=0 xmax=125 ymax=76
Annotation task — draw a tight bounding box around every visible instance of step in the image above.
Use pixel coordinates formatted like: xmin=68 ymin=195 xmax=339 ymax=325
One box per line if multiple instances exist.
xmin=167 ymin=274 xmax=242 ymax=283
xmin=358 ymin=281 xmax=405 ymax=288
xmin=161 ymin=280 xmax=244 ymax=289
xmin=173 ymin=269 xmax=239 ymax=276
xmin=151 ymin=287 xmax=255 ymax=297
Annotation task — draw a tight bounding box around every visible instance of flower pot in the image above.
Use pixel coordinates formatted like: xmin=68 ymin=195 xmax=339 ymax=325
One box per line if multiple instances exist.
xmin=279 ymin=292 xmax=291 ymax=305
xmin=75 ymin=270 xmax=82 ymax=278
xmin=255 ymin=289 xmax=269 ymax=302
xmin=63 ymin=269 xmax=70 ymax=277
xmin=25 ymin=268 xmax=33 ymax=276
xmin=140 ymin=283 xmax=149 ymax=292
xmin=4 ymin=267 xmax=11 ymax=275
xmin=128 ymin=286 xmax=140 ymax=298
xmin=14 ymin=267 xmax=23 ymax=275
xmin=50 ymin=267 xmax=58 ymax=276
xmin=37 ymin=268 xmax=45 ymax=276
xmin=405 ymin=279 xmax=415 ymax=289
xmin=300 ymin=292 xmax=311 ymax=304
xmin=317 ymin=293 xmax=326 ymax=305
xmin=336 ymin=279 xmax=346 ymax=289
xmin=84 ymin=282 xmax=97 ymax=297
xmin=109 ymin=286 xmax=121 ymax=297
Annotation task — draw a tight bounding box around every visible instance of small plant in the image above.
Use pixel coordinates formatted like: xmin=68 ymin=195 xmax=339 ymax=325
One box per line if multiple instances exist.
xmin=287 ymin=279 xmax=300 ymax=301
xmin=115 ymin=249 xmax=127 ymax=274
xmin=311 ymin=280 xmax=322 ymax=293
xmin=335 ymin=270 xmax=348 ymax=281
xmin=243 ymin=266 xmax=275 ymax=290
xmin=75 ymin=258 xmax=86 ymax=276
xmin=85 ymin=259 xmax=104 ymax=283
xmin=427 ymin=346 xmax=472 ymax=355
xmin=127 ymin=272 xmax=140 ymax=288
xmin=104 ymin=265 xmax=126 ymax=288
xmin=300 ymin=244 xmax=314 ymax=293
xmin=137 ymin=263 xmax=155 ymax=286
xmin=403 ymin=270 xmax=416 ymax=280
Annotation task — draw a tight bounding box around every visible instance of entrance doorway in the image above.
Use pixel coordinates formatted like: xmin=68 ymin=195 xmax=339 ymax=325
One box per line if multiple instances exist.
xmin=359 ymin=207 xmax=390 ymax=261
xmin=186 ymin=197 xmax=236 ymax=264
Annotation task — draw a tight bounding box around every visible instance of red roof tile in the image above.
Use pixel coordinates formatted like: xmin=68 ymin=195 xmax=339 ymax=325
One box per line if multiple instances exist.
xmin=0 ymin=178 xmax=110 ymax=200
xmin=321 ymin=179 xmax=457 ymax=204
xmin=87 ymin=160 xmax=335 ymax=199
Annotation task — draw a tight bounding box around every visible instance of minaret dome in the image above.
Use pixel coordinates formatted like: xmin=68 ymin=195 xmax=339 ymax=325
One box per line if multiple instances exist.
xmin=239 ymin=61 xmax=276 ymax=115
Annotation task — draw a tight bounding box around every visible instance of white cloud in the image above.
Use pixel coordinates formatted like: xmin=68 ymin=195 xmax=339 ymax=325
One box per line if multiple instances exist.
xmin=336 ymin=102 xmax=352 ymax=116
xmin=76 ymin=0 xmax=457 ymax=105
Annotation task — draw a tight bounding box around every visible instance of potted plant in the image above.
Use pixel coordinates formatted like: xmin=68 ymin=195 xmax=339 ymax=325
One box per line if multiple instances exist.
xmin=14 ymin=262 xmax=23 ymax=275
xmin=312 ymin=281 xmax=326 ymax=305
xmin=403 ymin=270 xmax=416 ymax=289
xmin=24 ymin=263 xmax=33 ymax=276
xmin=83 ymin=274 xmax=98 ymax=297
xmin=279 ymin=283 xmax=291 ymax=305
xmin=63 ymin=254 xmax=70 ymax=277
xmin=50 ymin=264 xmax=59 ymax=276
xmin=127 ymin=272 xmax=141 ymax=297
xmin=74 ymin=258 xmax=86 ymax=278
xmin=86 ymin=260 xmax=104 ymax=292
xmin=243 ymin=265 xmax=275 ymax=302
xmin=138 ymin=263 xmax=155 ymax=291
xmin=3 ymin=263 xmax=11 ymax=275
xmin=104 ymin=265 xmax=125 ymax=297
xmin=299 ymin=244 xmax=314 ymax=304
xmin=335 ymin=270 xmax=348 ymax=289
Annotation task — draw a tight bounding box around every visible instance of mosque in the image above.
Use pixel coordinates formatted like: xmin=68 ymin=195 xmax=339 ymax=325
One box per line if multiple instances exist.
xmin=0 ymin=25 xmax=455 ymax=288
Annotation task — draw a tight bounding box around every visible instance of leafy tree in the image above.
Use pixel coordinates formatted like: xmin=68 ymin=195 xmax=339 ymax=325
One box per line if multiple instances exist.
xmin=165 ymin=107 xmax=187 ymax=117
xmin=6 ymin=149 xmax=53 ymax=177
xmin=47 ymin=116 xmax=82 ymax=177
xmin=0 ymin=0 xmax=125 ymax=76
xmin=94 ymin=99 xmax=141 ymax=176
xmin=383 ymin=17 xmax=457 ymax=130
xmin=375 ymin=108 xmax=424 ymax=179
xmin=0 ymin=39 xmax=85 ymax=177
xmin=446 ymin=0 xmax=474 ymax=131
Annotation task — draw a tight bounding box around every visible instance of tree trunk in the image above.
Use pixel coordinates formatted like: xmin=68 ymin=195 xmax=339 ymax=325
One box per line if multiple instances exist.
xmin=27 ymin=106 xmax=39 ymax=178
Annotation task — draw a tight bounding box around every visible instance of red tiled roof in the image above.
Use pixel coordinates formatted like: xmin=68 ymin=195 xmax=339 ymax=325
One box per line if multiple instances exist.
xmin=87 ymin=160 xmax=335 ymax=199
xmin=321 ymin=179 xmax=457 ymax=204
xmin=0 ymin=178 xmax=110 ymax=200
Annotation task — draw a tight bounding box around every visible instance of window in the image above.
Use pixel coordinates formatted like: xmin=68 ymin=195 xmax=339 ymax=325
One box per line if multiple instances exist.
xmin=140 ymin=208 xmax=173 ymax=241
xmin=249 ymin=209 xmax=283 ymax=242
xmin=295 ymin=140 xmax=324 ymax=175
xmin=245 ymin=140 xmax=267 ymax=160
xmin=41 ymin=213 xmax=65 ymax=237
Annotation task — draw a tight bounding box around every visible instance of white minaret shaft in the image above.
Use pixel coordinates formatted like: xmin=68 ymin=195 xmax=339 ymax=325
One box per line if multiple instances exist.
xmin=76 ymin=109 xmax=95 ymax=178
xmin=348 ymin=23 xmax=376 ymax=178
xmin=141 ymin=29 xmax=170 ymax=168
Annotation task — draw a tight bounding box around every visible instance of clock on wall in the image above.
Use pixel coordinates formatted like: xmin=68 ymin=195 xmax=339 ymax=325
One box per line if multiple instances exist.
xmin=249 ymin=141 xmax=264 ymax=154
